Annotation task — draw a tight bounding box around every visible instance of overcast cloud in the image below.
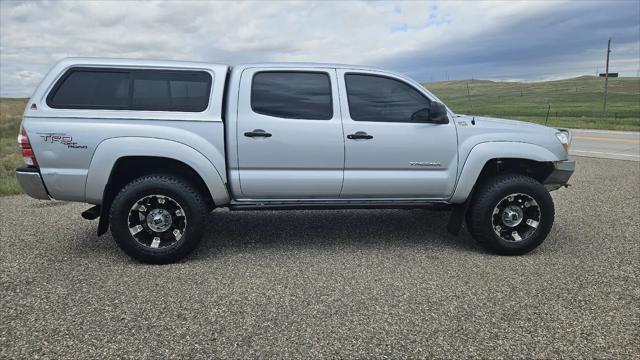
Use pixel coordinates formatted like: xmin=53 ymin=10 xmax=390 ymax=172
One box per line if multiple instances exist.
xmin=1 ymin=0 xmax=638 ymax=97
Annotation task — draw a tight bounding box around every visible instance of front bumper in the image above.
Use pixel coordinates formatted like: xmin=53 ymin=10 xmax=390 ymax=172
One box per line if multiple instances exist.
xmin=16 ymin=166 xmax=50 ymax=200
xmin=544 ymin=160 xmax=576 ymax=191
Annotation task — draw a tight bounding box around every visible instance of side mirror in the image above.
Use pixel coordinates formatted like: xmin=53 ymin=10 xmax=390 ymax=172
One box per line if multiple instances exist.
xmin=427 ymin=102 xmax=449 ymax=124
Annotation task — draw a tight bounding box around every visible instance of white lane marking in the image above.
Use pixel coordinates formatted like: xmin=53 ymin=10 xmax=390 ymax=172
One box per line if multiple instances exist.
xmin=151 ymin=237 xmax=160 ymax=248
xmin=570 ymin=129 xmax=640 ymax=136
xmin=573 ymin=136 xmax=640 ymax=144
xmin=570 ymin=150 xmax=640 ymax=158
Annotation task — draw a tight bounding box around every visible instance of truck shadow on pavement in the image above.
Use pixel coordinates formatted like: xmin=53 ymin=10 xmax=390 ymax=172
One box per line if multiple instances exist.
xmin=191 ymin=209 xmax=481 ymax=259
xmin=80 ymin=209 xmax=482 ymax=263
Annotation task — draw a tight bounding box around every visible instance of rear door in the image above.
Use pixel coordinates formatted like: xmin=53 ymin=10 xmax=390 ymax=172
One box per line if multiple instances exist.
xmin=236 ymin=68 xmax=344 ymax=199
xmin=337 ymin=69 xmax=458 ymax=199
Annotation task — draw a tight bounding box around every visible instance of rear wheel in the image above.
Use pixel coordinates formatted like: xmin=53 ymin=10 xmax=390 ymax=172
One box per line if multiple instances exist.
xmin=466 ymin=174 xmax=554 ymax=255
xmin=109 ymin=174 xmax=207 ymax=264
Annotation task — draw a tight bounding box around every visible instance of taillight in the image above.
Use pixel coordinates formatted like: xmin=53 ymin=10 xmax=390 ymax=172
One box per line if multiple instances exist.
xmin=18 ymin=127 xmax=38 ymax=167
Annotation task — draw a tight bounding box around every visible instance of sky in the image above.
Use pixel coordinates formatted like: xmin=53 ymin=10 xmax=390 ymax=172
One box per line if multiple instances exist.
xmin=1 ymin=0 xmax=639 ymax=97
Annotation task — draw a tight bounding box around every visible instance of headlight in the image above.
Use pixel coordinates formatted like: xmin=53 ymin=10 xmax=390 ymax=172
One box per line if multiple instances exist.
xmin=556 ymin=131 xmax=570 ymax=152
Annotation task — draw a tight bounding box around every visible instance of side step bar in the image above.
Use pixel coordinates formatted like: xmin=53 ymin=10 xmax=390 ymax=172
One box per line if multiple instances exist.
xmin=229 ymin=200 xmax=451 ymax=211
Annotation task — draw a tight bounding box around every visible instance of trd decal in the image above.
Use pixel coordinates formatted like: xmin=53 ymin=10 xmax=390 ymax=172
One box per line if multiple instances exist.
xmin=38 ymin=133 xmax=88 ymax=149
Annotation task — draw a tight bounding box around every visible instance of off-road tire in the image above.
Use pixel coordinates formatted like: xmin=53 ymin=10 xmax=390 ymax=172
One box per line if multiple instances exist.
xmin=466 ymin=174 xmax=554 ymax=255
xmin=109 ymin=174 xmax=207 ymax=264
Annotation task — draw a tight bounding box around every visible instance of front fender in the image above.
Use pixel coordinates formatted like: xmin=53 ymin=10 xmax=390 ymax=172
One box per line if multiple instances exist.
xmin=85 ymin=137 xmax=229 ymax=205
xmin=449 ymin=141 xmax=560 ymax=203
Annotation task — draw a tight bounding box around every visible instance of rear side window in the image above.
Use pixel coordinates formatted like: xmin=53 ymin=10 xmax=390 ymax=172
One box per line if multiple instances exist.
xmin=251 ymin=71 xmax=332 ymax=120
xmin=131 ymin=71 xmax=211 ymax=111
xmin=47 ymin=68 xmax=212 ymax=112
xmin=345 ymin=73 xmax=430 ymax=122
xmin=47 ymin=70 xmax=130 ymax=108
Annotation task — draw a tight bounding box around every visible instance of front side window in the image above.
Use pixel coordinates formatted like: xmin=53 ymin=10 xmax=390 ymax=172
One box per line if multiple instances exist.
xmin=345 ymin=73 xmax=431 ymax=122
xmin=251 ymin=71 xmax=333 ymax=120
xmin=47 ymin=68 xmax=212 ymax=112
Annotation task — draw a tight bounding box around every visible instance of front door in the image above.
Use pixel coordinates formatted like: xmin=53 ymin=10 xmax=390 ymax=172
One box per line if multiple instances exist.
xmin=337 ymin=70 xmax=458 ymax=199
xmin=236 ymin=68 xmax=344 ymax=199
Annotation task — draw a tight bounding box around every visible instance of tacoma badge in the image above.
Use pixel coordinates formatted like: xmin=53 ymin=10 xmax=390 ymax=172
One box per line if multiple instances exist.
xmin=409 ymin=161 xmax=441 ymax=167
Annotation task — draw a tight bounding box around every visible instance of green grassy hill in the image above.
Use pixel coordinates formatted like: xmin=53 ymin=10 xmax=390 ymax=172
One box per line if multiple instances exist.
xmin=424 ymin=76 xmax=640 ymax=131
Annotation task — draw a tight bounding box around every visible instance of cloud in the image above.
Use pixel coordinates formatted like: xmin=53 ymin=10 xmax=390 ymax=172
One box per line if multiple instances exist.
xmin=378 ymin=1 xmax=640 ymax=81
xmin=1 ymin=0 xmax=638 ymax=96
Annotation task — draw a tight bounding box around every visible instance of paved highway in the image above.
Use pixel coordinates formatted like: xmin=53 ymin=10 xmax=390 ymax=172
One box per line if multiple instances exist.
xmin=570 ymin=129 xmax=640 ymax=161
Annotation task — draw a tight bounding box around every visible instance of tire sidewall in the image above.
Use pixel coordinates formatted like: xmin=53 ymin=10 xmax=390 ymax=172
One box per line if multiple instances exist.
xmin=110 ymin=176 xmax=205 ymax=263
xmin=472 ymin=175 xmax=555 ymax=254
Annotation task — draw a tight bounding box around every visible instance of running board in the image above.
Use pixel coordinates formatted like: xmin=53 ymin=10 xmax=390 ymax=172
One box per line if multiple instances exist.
xmin=228 ymin=200 xmax=451 ymax=211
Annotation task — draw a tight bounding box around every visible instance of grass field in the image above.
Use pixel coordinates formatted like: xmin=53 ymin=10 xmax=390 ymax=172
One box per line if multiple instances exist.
xmin=424 ymin=76 xmax=640 ymax=131
xmin=1 ymin=98 xmax=25 ymax=196
xmin=1 ymin=76 xmax=639 ymax=196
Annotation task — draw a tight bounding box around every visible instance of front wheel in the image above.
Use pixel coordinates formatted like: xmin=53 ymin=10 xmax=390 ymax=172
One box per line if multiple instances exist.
xmin=466 ymin=174 xmax=555 ymax=255
xmin=109 ymin=174 xmax=207 ymax=264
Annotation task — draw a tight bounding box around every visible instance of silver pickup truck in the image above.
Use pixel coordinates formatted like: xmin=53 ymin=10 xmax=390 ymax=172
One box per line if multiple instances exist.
xmin=16 ymin=58 xmax=574 ymax=263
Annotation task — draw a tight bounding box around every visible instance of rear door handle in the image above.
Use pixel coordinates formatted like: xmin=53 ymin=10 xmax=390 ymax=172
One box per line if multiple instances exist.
xmin=244 ymin=129 xmax=272 ymax=138
xmin=347 ymin=131 xmax=373 ymax=140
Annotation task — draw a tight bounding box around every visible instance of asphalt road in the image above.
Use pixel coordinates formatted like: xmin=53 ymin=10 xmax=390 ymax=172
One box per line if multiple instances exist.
xmin=1 ymin=156 xmax=639 ymax=358
xmin=570 ymin=129 xmax=640 ymax=161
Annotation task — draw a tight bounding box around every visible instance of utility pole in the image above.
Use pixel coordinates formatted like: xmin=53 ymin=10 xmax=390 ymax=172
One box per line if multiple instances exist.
xmin=603 ymin=38 xmax=611 ymax=113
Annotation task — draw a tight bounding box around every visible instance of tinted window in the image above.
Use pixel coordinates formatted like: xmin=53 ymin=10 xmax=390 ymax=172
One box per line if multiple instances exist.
xmin=48 ymin=70 xmax=130 ymax=108
xmin=47 ymin=68 xmax=211 ymax=112
xmin=251 ymin=72 xmax=332 ymax=120
xmin=345 ymin=74 xmax=431 ymax=122
xmin=132 ymin=70 xmax=211 ymax=111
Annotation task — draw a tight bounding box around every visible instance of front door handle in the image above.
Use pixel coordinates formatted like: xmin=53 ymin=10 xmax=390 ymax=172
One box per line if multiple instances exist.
xmin=244 ymin=129 xmax=272 ymax=138
xmin=347 ymin=131 xmax=373 ymax=140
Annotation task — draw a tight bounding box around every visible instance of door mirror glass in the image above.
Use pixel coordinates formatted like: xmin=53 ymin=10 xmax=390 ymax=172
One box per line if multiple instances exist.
xmin=427 ymin=102 xmax=449 ymax=124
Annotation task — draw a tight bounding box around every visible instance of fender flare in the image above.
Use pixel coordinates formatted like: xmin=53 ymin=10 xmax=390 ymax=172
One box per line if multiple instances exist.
xmin=85 ymin=137 xmax=229 ymax=205
xmin=449 ymin=141 xmax=560 ymax=203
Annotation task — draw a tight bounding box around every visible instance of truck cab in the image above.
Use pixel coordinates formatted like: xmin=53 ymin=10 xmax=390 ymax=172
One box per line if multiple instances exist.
xmin=226 ymin=64 xmax=458 ymax=202
xmin=17 ymin=58 xmax=574 ymax=263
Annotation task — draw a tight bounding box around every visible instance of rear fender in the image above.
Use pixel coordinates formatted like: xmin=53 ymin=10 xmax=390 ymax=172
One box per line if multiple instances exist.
xmin=85 ymin=137 xmax=229 ymax=205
